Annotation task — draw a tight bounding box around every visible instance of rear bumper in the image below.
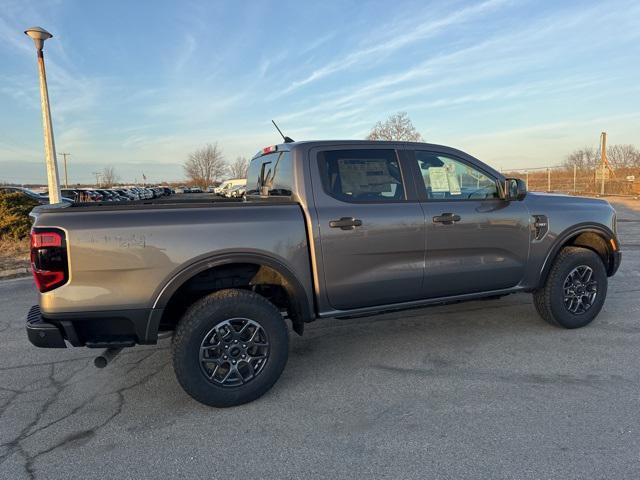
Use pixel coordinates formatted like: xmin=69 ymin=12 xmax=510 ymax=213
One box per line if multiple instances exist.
xmin=25 ymin=305 xmax=164 ymax=348
xmin=26 ymin=305 xmax=66 ymax=348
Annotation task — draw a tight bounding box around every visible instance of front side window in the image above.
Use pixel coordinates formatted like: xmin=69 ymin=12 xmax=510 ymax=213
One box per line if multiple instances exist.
xmin=415 ymin=151 xmax=499 ymax=200
xmin=318 ymin=149 xmax=404 ymax=202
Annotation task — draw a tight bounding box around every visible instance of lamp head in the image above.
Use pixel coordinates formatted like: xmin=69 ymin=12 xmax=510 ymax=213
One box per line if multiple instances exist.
xmin=24 ymin=26 xmax=53 ymax=51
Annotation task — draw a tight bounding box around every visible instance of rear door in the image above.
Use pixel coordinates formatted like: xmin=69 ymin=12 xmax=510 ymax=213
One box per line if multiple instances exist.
xmin=409 ymin=149 xmax=530 ymax=298
xmin=310 ymin=146 xmax=425 ymax=310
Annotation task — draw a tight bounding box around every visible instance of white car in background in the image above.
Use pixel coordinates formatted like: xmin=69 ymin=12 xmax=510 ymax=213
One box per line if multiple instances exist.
xmin=215 ymin=178 xmax=246 ymax=196
xmin=226 ymin=184 xmax=246 ymax=198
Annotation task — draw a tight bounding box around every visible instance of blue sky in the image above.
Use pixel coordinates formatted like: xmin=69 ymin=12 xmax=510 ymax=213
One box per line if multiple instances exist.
xmin=1 ymin=0 xmax=639 ymax=184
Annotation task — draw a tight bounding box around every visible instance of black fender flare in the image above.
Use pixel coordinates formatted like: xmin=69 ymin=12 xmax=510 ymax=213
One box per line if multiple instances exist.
xmin=152 ymin=252 xmax=314 ymax=333
xmin=538 ymin=222 xmax=618 ymax=287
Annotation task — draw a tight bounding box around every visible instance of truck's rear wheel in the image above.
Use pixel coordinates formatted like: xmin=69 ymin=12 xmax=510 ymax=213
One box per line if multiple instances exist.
xmin=533 ymin=246 xmax=607 ymax=328
xmin=172 ymin=289 xmax=289 ymax=407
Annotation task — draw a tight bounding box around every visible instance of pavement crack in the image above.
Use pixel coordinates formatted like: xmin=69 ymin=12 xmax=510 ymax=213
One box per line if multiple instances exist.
xmin=0 ymin=349 xmax=169 ymax=479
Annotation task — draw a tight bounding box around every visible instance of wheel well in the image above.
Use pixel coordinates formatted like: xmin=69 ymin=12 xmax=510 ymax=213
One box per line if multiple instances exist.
xmin=568 ymin=231 xmax=611 ymax=270
xmin=159 ymin=262 xmax=305 ymax=335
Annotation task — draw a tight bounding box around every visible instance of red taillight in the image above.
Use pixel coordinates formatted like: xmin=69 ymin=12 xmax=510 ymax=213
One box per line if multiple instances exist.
xmin=31 ymin=269 xmax=66 ymax=292
xmin=30 ymin=229 xmax=68 ymax=293
xmin=31 ymin=232 xmax=63 ymax=248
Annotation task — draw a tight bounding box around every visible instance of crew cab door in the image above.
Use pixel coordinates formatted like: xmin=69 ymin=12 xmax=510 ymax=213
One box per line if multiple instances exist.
xmin=409 ymin=150 xmax=530 ymax=298
xmin=310 ymin=146 xmax=425 ymax=310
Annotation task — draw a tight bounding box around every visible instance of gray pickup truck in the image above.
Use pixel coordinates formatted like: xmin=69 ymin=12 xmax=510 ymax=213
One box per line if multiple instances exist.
xmin=26 ymin=140 xmax=621 ymax=407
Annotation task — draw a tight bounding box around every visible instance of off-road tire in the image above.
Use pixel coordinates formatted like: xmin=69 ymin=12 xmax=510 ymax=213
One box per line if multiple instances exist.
xmin=172 ymin=288 xmax=289 ymax=407
xmin=533 ymin=246 xmax=607 ymax=328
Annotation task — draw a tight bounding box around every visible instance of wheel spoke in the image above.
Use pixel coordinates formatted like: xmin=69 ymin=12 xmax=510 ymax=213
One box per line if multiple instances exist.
xmin=207 ymin=363 xmax=220 ymax=380
xmin=248 ymin=353 xmax=268 ymax=361
xmin=248 ymin=327 xmax=260 ymax=343
xmin=220 ymin=366 xmax=235 ymax=384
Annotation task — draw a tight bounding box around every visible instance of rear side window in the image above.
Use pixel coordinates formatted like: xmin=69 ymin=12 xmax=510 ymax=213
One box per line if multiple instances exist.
xmin=318 ymin=149 xmax=404 ymax=202
xmin=246 ymin=151 xmax=293 ymax=197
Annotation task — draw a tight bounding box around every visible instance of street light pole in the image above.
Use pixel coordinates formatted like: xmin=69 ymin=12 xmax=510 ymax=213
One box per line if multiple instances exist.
xmin=24 ymin=26 xmax=61 ymax=204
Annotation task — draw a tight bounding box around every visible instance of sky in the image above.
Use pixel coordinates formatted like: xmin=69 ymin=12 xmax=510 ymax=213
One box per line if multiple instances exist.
xmin=1 ymin=0 xmax=639 ymax=184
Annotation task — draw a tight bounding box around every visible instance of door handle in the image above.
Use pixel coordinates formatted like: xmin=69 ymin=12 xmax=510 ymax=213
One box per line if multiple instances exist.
xmin=329 ymin=217 xmax=363 ymax=230
xmin=432 ymin=213 xmax=461 ymax=225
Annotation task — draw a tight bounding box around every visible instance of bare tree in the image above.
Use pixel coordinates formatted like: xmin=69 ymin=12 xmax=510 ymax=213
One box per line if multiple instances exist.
xmin=607 ymin=144 xmax=640 ymax=169
xmin=229 ymin=156 xmax=249 ymax=179
xmin=100 ymin=166 xmax=119 ymax=187
xmin=367 ymin=112 xmax=424 ymax=142
xmin=564 ymin=144 xmax=640 ymax=170
xmin=563 ymin=147 xmax=599 ymax=170
xmin=183 ymin=143 xmax=227 ymax=187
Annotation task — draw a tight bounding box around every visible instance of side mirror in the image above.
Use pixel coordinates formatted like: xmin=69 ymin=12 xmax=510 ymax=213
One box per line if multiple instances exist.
xmin=504 ymin=177 xmax=527 ymax=201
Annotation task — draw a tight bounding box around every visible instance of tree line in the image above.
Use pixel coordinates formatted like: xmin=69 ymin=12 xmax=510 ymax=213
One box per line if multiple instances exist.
xmin=182 ymin=112 xmax=637 ymax=188
xmin=183 ymin=143 xmax=249 ymax=188
xmin=563 ymin=144 xmax=640 ymax=170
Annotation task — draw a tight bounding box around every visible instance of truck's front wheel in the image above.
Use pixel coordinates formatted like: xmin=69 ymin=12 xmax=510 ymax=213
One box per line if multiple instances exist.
xmin=533 ymin=246 xmax=608 ymax=328
xmin=172 ymin=289 xmax=289 ymax=407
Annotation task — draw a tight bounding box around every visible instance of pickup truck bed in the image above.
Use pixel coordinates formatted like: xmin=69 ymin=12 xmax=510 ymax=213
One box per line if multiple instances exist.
xmin=30 ymin=200 xmax=313 ymax=343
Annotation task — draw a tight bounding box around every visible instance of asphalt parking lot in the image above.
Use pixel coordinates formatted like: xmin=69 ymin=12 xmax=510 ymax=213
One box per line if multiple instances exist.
xmin=1 ymin=199 xmax=639 ymax=479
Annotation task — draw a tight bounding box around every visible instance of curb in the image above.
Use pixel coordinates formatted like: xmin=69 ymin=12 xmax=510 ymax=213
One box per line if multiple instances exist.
xmin=0 ymin=267 xmax=30 ymax=280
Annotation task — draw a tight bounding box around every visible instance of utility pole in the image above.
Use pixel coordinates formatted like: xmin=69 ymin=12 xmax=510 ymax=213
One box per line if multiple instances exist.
xmin=24 ymin=27 xmax=61 ymax=204
xmin=600 ymin=132 xmax=607 ymax=195
xmin=58 ymin=152 xmax=70 ymax=188
xmin=547 ymin=168 xmax=551 ymax=192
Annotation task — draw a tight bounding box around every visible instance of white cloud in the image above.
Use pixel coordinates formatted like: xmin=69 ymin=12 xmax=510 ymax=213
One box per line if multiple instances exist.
xmin=277 ymin=0 xmax=511 ymax=96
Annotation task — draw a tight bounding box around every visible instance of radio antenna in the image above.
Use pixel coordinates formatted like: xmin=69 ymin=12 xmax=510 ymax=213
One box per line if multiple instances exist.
xmin=271 ymin=120 xmax=294 ymax=143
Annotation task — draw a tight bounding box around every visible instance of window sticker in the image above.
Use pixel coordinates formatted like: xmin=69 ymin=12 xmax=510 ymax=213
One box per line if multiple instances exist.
xmin=428 ymin=167 xmax=450 ymax=192
xmin=447 ymin=171 xmax=462 ymax=195
xmin=338 ymin=159 xmax=394 ymax=193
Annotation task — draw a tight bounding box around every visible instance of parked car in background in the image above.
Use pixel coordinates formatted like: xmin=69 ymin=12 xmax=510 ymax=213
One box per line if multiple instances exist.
xmin=0 ymin=186 xmax=73 ymax=204
xmin=190 ymin=187 xmax=203 ymax=193
xmin=53 ymin=189 xmax=95 ymax=203
xmin=114 ymin=189 xmax=137 ymax=201
xmin=226 ymin=184 xmax=246 ymax=198
xmin=60 ymin=189 xmax=81 ymax=202
xmin=152 ymin=187 xmax=167 ymax=197
xmin=131 ymin=187 xmax=151 ymax=199
xmin=215 ymin=178 xmax=246 ymax=196
xmin=95 ymin=189 xmax=119 ymax=202
xmin=38 ymin=187 xmax=177 ymax=203
xmin=81 ymin=190 xmax=104 ymax=202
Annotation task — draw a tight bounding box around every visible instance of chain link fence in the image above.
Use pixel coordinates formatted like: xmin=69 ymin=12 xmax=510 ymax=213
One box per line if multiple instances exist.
xmin=503 ymin=166 xmax=640 ymax=196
